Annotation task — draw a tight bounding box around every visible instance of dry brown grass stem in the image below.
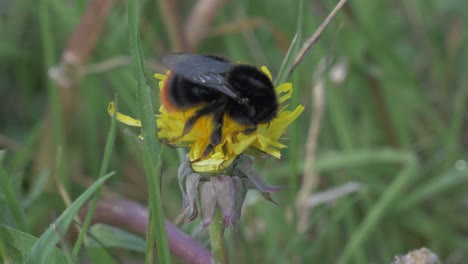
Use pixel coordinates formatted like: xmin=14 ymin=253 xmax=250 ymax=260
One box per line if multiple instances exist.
xmin=209 ymin=17 xmax=290 ymax=52
xmin=306 ymin=182 xmax=362 ymax=208
xmin=290 ymin=0 xmax=348 ymax=74
xmin=295 ymin=60 xmax=327 ymax=233
xmin=184 ymin=0 xmax=227 ymax=52
xmin=0 ymin=134 xmax=20 ymax=151
xmin=209 ymin=17 xmax=265 ymax=36
xmin=33 ymin=0 xmax=116 ymax=189
xmin=79 ymin=56 xmax=165 ymax=76
xmin=63 ymin=0 xmax=116 ymax=66
xmin=158 ymin=0 xmax=185 ymax=51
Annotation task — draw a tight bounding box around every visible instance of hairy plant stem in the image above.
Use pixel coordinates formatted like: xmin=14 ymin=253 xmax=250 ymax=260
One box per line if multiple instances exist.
xmin=209 ymin=209 xmax=228 ymax=264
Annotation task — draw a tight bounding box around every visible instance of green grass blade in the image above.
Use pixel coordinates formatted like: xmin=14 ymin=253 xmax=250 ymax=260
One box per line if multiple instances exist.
xmin=0 ymin=160 xmax=26 ymax=231
xmin=9 ymin=121 xmax=44 ymax=174
xmin=0 ymin=233 xmax=8 ymax=264
xmin=72 ymin=97 xmax=118 ymax=256
xmin=314 ymin=149 xmax=415 ymax=172
xmin=87 ymin=224 xmax=146 ymax=253
xmin=0 ymin=224 xmax=69 ymax=263
xmin=337 ymin=155 xmax=418 ymax=264
xmin=288 ymin=0 xmax=304 ymax=200
xmin=397 ymin=168 xmax=468 ymax=211
xmin=126 ymin=1 xmax=171 ymax=263
xmin=145 ymin=207 xmax=155 ymax=264
xmin=21 ymin=168 xmax=52 ymax=209
xmin=39 ymin=0 xmax=68 ymax=191
xmin=27 ymin=173 xmax=114 ymax=264
xmin=274 ymin=33 xmax=300 ymax=86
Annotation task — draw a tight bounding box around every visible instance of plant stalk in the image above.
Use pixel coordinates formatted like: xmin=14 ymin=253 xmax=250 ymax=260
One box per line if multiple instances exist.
xmin=209 ymin=209 xmax=228 ymax=264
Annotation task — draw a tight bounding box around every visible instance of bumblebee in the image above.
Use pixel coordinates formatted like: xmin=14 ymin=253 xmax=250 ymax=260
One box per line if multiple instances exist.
xmin=161 ymin=53 xmax=279 ymax=157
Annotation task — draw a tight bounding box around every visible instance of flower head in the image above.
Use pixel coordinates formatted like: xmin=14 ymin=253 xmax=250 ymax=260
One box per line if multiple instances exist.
xmin=108 ymin=66 xmax=303 ymax=172
xmin=156 ymin=67 xmax=303 ymax=172
xmin=178 ymin=154 xmax=283 ymax=229
xmin=108 ymin=63 xmax=304 ymax=229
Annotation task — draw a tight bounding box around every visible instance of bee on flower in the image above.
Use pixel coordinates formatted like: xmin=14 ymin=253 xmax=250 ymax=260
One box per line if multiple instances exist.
xmin=108 ymin=53 xmax=303 ymax=228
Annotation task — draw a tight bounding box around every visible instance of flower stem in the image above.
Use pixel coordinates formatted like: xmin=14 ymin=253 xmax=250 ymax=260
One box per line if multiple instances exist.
xmin=209 ymin=209 xmax=228 ymax=264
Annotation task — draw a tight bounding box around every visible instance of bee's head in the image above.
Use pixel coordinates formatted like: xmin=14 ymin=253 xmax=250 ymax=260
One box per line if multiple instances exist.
xmin=227 ymin=65 xmax=279 ymax=125
xmin=236 ymin=97 xmax=257 ymax=117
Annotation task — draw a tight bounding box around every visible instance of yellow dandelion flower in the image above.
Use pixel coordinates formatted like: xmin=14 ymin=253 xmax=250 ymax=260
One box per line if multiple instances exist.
xmin=108 ymin=66 xmax=304 ymax=172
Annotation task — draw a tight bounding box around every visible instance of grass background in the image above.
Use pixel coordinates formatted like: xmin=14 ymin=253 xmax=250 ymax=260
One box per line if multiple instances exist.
xmin=1 ymin=0 xmax=468 ymax=263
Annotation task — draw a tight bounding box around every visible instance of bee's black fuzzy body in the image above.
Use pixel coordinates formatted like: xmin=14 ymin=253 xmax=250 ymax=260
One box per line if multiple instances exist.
xmin=161 ymin=53 xmax=279 ymax=158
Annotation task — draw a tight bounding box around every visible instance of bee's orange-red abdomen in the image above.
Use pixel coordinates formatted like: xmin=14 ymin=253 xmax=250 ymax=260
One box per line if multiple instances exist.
xmin=160 ymin=71 xmax=177 ymax=112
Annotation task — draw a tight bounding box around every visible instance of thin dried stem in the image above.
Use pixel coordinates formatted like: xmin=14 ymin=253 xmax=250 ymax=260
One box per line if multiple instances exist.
xmin=290 ymin=0 xmax=347 ymax=74
xmin=79 ymin=56 xmax=165 ymax=76
xmin=63 ymin=0 xmax=116 ymax=65
xmin=184 ymin=0 xmax=227 ymax=52
xmin=53 ymin=147 xmax=72 ymax=206
xmin=295 ymin=60 xmax=327 ymax=233
xmin=34 ymin=0 xmax=116 ymax=182
xmin=209 ymin=17 xmax=290 ymax=52
xmin=0 ymin=134 xmax=20 ymax=151
xmin=306 ymin=182 xmax=362 ymax=208
xmin=157 ymin=0 xmax=185 ymax=51
xmin=79 ymin=56 xmax=131 ymax=76
xmin=209 ymin=17 xmax=265 ymax=36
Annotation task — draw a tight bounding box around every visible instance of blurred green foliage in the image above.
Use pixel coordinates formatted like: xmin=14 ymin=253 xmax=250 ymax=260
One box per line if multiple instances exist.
xmin=0 ymin=0 xmax=467 ymax=263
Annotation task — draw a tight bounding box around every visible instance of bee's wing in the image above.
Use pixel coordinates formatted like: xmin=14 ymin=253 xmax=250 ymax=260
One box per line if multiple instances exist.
xmin=161 ymin=53 xmax=239 ymax=99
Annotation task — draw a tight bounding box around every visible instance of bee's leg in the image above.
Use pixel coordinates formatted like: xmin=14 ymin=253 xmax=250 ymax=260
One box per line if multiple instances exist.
xmin=243 ymin=123 xmax=258 ymax=135
xmin=173 ymin=100 xmax=226 ymax=141
xmin=202 ymin=109 xmax=224 ymax=157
